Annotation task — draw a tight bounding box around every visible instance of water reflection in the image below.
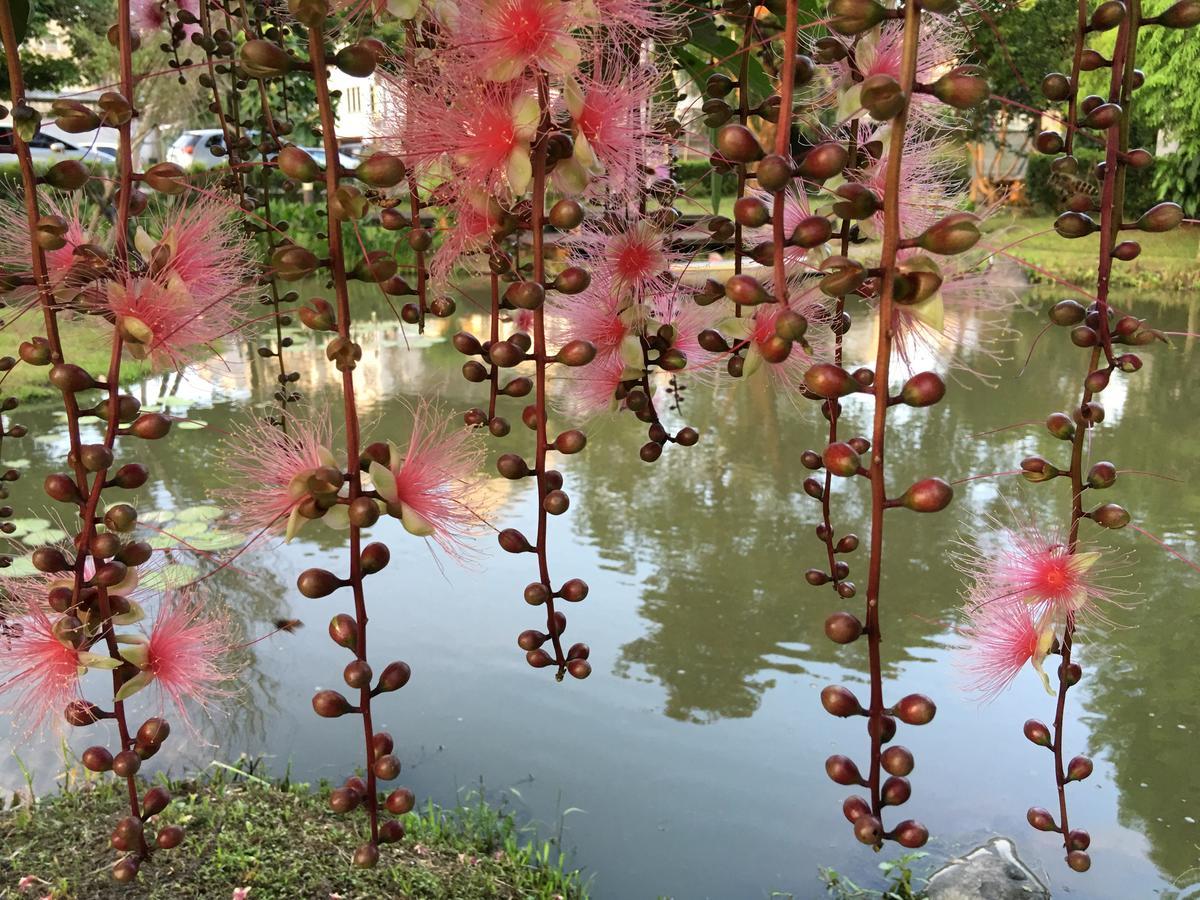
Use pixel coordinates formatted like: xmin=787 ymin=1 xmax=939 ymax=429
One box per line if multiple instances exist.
xmin=2 ymin=282 xmax=1197 ymax=898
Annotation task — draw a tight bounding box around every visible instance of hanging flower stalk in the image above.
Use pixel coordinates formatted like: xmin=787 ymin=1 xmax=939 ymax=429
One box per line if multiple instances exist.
xmin=253 ymin=1 xmax=478 ymax=866
xmin=959 ymin=0 xmax=1196 ymax=872
xmin=0 ymin=0 xmax=217 ymax=881
xmin=806 ymin=0 xmax=991 ymax=852
xmin=496 ymin=72 xmax=596 ymax=682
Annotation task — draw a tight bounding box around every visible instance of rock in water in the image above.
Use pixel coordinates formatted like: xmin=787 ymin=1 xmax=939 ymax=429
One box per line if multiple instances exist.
xmin=925 ymin=837 xmax=1050 ymax=899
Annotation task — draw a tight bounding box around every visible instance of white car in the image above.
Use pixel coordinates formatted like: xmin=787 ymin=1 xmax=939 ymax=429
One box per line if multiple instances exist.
xmin=0 ymin=126 xmax=117 ymax=166
xmin=168 ymin=129 xmax=357 ymax=172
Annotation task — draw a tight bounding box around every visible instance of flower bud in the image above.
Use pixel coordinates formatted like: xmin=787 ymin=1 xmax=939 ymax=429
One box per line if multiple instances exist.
xmin=894 ymin=693 xmax=936 ymax=725
xmin=900 ymin=372 xmax=945 ymax=407
xmin=549 ymin=198 xmax=585 ymax=229
xmin=1027 ymin=806 xmax=1057 ymax=831
xmin=820 ymin=685 xmax=862 ymax=717
xmin=1135 ymin=201 xmax=1184 ymax=233
xmin=355 ymin=151 xmax=406 ymax=187
xmin=804 ymin=363 xmax=861 ymax=398
xmin=825 ymin=754 xmax=864 ymax=785
xmin=724 ymin=273 xmax=771 ymax=306
xmin=556 ymin=339 xmax=596 ymax=367
xmin=1055 ymin=211 xmax=1099 ymax=238
xmin=1091 ymin=503 xmax=1130 ymax=528
xmin=1067 ymin=850 xmax=1092 ymax=872
xmin=297 ymin=567 xmax=343 ymax=598
xmin=554 ymin=266 xmax=591 ymax=295
xmin=898 ymin=479 xmax=953 ymax=513
xmin=386 ymin=787 xmax=416 ymax=815
xmin=43 ymin=159 xmax=89 ymax=191
xmin=1042 ymin=72 xmax=1073 ymax=101
xmin=818 ymin=255 xmax=866 ymax=297
xmin=143 ymin=786 xmax=171 ymax=817
xmin=797 ymin=142 xmax=849 ymax=181
xmin=376 ymin=661 xmax=412 ymax=692
xmin=1157 ymin=0 xmax=1200 ymax=26
xmin=1045 ymin=411 xmax=1076 ymax=440
xmin=828 ymin=0 xmax=887 ymax=34
xmin=715 ymin=124 xmax=763 ymax=163
xmin=312 ymin=689 xmax=353 ymax=718
xmin=823 ymin=442 xmax=862 ymax=477
xmin=241 ymin=39 xmax=294 ymax=78
xmin=1066 ymin=755 xmax=1093 ymax=782
xmin=51 ymin=99 xmax=101 ymax=134
xmin=335 ymin=42 xmax=379 ymax=78
xmin=860 ymin=74 xmax=906 ymax=120
xmin=277 ymin=144 xmax=322 ymax=181
xmin=853 ymin=814 xmax=884 ymax=845
xmin=755 ymin=154 xmax=793 ymax=191
xmin=881 ymin=745 xmax=914 ymax=776
xmin=82 ymin=746 xmax=114 ymax=772
xmin=272 ymin=245 xmax=320 ymax=281
xmin=893 ymin=820 xmax=929 ymax=848
xmin=917 ymin=213 xmax=981 ymax=255
xmin=928 ymin=65 xmax=989 ymax=109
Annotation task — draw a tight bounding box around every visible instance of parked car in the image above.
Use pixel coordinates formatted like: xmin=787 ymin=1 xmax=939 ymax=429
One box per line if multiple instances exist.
xmin=0 ymin=126 xmax=117 ymax=166
xmin=168 ymin=129 xmax=357 ymax=172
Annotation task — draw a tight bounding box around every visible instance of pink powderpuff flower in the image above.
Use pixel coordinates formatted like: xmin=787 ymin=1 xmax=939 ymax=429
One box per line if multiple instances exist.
xmin=0 ymin=602 xmax=83 ymax=734
xmin=718 ymin=282 xmax=829 ymax=391
xmin=560 ymin=62 xmax=659 ymax=198
xmin=140 ymin=195 xmax=258 ymax=318
xmin=560 ymin=351 xmax=627 ymax=417
xmin=564 ymin=217 xmax=680 ymax=304
xmin=576 ymin=0 xmax=673 ymax=41
xmin=954 ymin=515 xmax=1132 ymax=643
xmin=429 ymin=190 xmax=504 ymax=281
xmin=132 ymin=0 xmax=201 ymax=39
xmin=880 ymin=249 xmax=1018 ymax=379
xmin=965 ymin=526 xmax=1113 ymax=621
xmin=368 ymin=403 xmax=486 ymax=556
xmin=958 ymin=599 xmax=1056 ymax=700
xmin=464 ymin=0 xmax=584 ymax=82
xmin=550 ymin=272 xmax=631 ymax=358
xmin=383 ymin=72 xmax=539 ymax=201
xmin=824 ymin=22 xmax=964 ymax=126
xmin=0 ymin=194 xmax=99 ymax=300
xmin=854 ymin=125 xmax=962 ymax=241
xmin=118 ymin=591 xmax=239 ymax=735
xmin=216 ymin=415 xmax=340 ymax=543
xmin=102 ymin=276 xmax=230 ymax=368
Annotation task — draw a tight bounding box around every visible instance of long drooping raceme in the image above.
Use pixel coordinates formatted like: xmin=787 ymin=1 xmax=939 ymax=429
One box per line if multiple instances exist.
xmin=957 ymin=0 xmax=1197 ymax=873
xmin=2 ymin=0 xmax=1198 ymax=886
xmin=0 ymin=0 xmax=262 ymax=880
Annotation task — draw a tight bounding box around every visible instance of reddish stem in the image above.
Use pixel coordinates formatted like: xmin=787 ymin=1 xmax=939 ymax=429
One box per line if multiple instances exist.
xmin=309 ymin=25 xmax=380 ymax=844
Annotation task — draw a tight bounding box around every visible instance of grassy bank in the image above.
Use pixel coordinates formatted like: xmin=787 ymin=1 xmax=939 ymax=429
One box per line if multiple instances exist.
xmin=2 ymin=313 xmax=153 ymax=404
xmin=983 ymin=213 xmax=1200 ymax=291
xmin=0 ymin=768 xmax=586 ymax=899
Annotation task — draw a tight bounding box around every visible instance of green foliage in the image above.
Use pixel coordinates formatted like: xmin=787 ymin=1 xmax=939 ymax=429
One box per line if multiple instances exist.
xmin=1151 ymin=153 xmax=1200 ymax=217
xmin=819 ymin=852 xmax=928 ymax=899
xmin=676 ymin=158 xmax=736 ymax=196
xmin=1139 ymin=0 xmax=1200 ymax=148
xmin=0 ymin=764 xmax=587 ymax=899
xmin=0 ymin=0 xmax=110 ymax=93
xmin=965 ymin=0 xmax=1078 ymax=140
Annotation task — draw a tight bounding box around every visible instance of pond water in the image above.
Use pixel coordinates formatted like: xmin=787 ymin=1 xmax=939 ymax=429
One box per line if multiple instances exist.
xmin=2 ymin=283 xmax=1199 ymax=898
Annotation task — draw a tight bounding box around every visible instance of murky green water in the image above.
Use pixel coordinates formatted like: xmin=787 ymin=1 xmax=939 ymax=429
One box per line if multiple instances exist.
xmin=2 ymin=283 xmax=1198 ymax=898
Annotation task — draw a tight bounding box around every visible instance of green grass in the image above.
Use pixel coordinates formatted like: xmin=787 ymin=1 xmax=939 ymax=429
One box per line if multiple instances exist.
xmin=982 ymin=212 xmax=1200 ymax=291
xmin=0 ymin=765 xmax=587 ymax=899
xmin=1 ymin=312 xmax=153 ymax=404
